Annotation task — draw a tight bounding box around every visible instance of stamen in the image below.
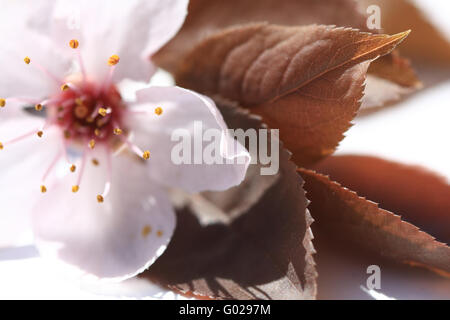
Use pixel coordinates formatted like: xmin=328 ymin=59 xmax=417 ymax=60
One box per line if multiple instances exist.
xmin=25 ymin=57 xmax=63 ymax=85
xmin=98 ymin=107 xmax=108 ymax=117
xmin=72 ymin=185 xmax=79 ymax=193
xmin=41 ymin=150 xmax=63 ymax=185
xmin=37 ymin=131 xmax=43 ymax=138
xmin=64 ymin=130 xmax=71 ymax=139
xmin=70 ymin=164 xmax=76 ymax=173
xmin=41 ymin=185 xmax=47 ymax=193
xmin=75 ymin=148 xmax=88 ymax=189
xmin=107 ymin=55 xmax=120 ymax=66
xmin=35 ymin=104 xmax=43 ymax=111
xmin=4 ymin=97 xmax=39 ymax=105
xmin=0 ymin=98 xmax=5 ymax=107
xmin=94 ymin=129 xmax=101 ymax=137
xmin=0 ymin=142 xmax=3 ymax=150
xmin=92 ymin=158 xmax=100 ymax=166
xmin=69 ymin=39 xmax=79 ymax=49
xmin=100 ymin=55 xmax=120 ymax=95
xmin=113 ymin=128 xmax=122 ymax=135
xmin=98 ymin=148 xmax=112 ymax=204
xmin=89 ymin=102 xmax=102 ymax=119
xmin=64 ymin=83 xmax=82 ymax=95
xmin=155 ymin=107 xmax=163 ymax=115
xmin=119 ymin=135 xmax=150 ymax=160
xmin=68 ymin=39 xmax=87 ymax=82
xmin=89 ymin=139 xmax=96 ymax=149
xmin=3 ymin=129 xmax=41 ymax=146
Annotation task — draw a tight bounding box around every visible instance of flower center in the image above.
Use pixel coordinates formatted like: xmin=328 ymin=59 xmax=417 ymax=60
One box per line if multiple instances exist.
xmin=49 ymin=82 xmax=126 ymax=146
xmin=0 ymin=39 xmax=158 ymax=203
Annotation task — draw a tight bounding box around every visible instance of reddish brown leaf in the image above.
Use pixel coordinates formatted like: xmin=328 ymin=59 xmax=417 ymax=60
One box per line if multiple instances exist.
xmin=155 ymin=0 xmax=368 ymax=73
xmin=360 ymin=0 xmax=450 ymax=65
xmin=154 ymin=0 xmax=420 ymax=107
xmin=312 ymin=155 xmax=450 ymax=245
xmin=144 ymin=102 xmax=316 ymax=300
xmin=173 ymin=23 xmax=409 ymax=166
xmin=299 ymin=164 xmax=450 ymax=299
xmin=299 ymin=166 xmax=450 ymax=276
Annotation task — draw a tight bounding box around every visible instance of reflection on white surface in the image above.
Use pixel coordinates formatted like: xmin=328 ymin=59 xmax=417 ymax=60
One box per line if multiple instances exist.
xmin=0 ymin=245 xmax=188 ymax=300
xmin=338 ymin=80 xmax=450 ymax=182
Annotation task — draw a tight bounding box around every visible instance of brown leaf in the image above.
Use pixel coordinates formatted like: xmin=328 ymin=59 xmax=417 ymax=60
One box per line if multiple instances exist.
xmin=174 ymin=23 xmax=409 ymax=166
xmin=311 ymin=155 xmax=450 ymax=245
xmin=360 ymin=0 xmax=450 ymax=65
xmin=154 ymin=0 xmax=420 ymax=108
xmin=299 ymin=165 xmax=450 ymax=299
xmin=299 ymin=165 xmax=450 ymax=276
xmin=144 ymin=102 xmax=317 ymax=300
xmin=155 ymin=0 xmax=367 ymax=72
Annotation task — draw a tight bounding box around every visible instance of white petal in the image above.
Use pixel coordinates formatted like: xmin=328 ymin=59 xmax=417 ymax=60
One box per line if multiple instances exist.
xmin=37 ymin=0 xmax=188 ymax=82
xmin=0 ymin=8 xmax=71 ymax=100
xmin=32 ymin=150 xmax=176 ymax=281
xmin=0 ymin=119 xmax=61 ymax=247
xmin=126 ymin=86 xmax=251 ymax=193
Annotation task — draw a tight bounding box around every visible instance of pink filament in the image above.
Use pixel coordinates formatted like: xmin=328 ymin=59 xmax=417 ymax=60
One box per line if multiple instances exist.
xmin=101 ymin=147 xmax=112 ymax=199
xmin=119 ymin=134 xmax=144 ymax=158
xmin=4 ymin=129 xmax=41 ymax=145
xmin=42 ymin=150 xmax=63 ymax=182
xmin=76 ymin=147 xmax=89 ymax=187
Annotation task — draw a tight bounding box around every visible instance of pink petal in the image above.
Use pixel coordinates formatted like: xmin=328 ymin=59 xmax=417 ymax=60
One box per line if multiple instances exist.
xmin=0 ymin=15 xmax=71 ymax=100
xmin=0 ymin=117 xmax=61 ymax=247
xmin=127 ymin=86 xmax=250 ymax=193
xmin=37 ymin=0 xmax=188 ymax=82
xmin=32 ymin=151 xmax=176 ymax=281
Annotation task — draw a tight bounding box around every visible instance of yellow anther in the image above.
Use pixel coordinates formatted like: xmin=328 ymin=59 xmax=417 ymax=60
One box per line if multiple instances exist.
xmin=0 ymin=142 xmax=3 ymax=150
xmin=61 ymin=84 xmax=69 ymax=91
xmin=107 ymin=54 xmax=120 ymax=66
xmin=89 ymin=139 xmax=96 ymax=149
xmin=98 ymin=108 xmax=107 ymax=117
xmin=92 ymin=158 xmax=100 ymax=166
xmin=155 ymin=107 xmax=163 ymax=115
xmin=113 ymin=128 xmax=122 ymax=135
xmin=37 ymin=131 xmax=43 ymax=138
xmin=35 ymin=104 xmax=43 ymax=111
xmin=141 ymin=225 xmax=152 ymax=238
xmin=0 ymin=98 xmax=5 ymax=107
xmin=69 ymin=39 xmax=79 ymax=49
xmin=70 ymin=164 xmax=76 ymax=173
xmin=24 ymin=56 xmax=31 ymax=64
xmin=94 ymin=129 xmax=101 ymax=137
xmin=72 ymin=185 xmax=79 ymax=193
xmin=97 ymin=195 xmax=104 ymax=203
xmin=64 ymin=130 xmax=71 ymax=139
xmin=143 ymin=150 xmax=150 ymax=160
xmin=75 ymin=98 xmax=83 ymax=106
xmin=40 ymin=185 xmax=47 ymax=193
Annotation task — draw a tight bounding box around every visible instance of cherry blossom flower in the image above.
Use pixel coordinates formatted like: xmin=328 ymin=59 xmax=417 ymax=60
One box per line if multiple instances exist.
xmin=0 ymin=0 xmax=250 ymax=281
